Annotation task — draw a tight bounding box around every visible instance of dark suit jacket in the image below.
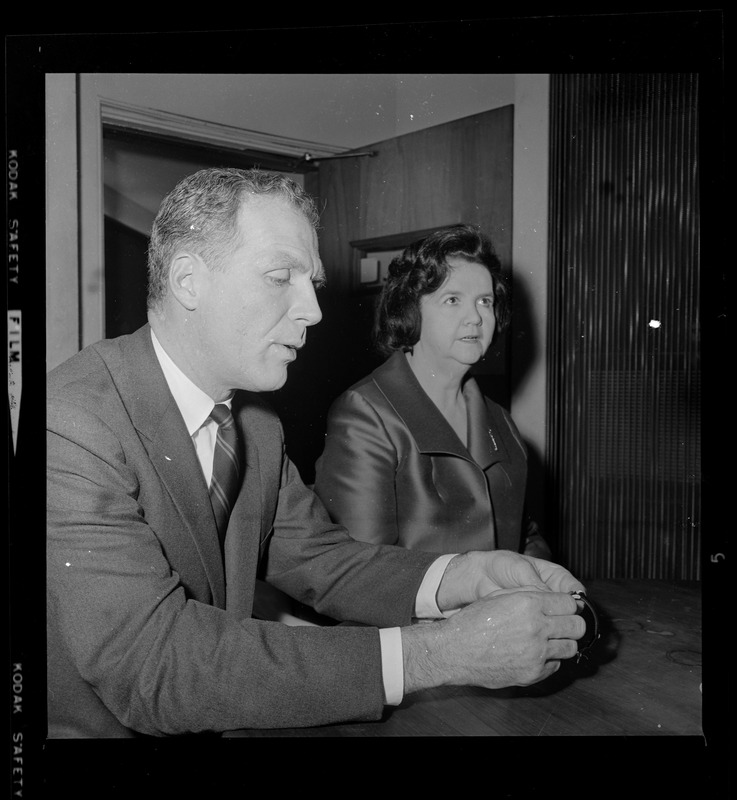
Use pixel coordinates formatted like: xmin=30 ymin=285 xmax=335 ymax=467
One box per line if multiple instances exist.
xmin=314 ymin=351 xmax=529 ymax=554
xmin=46 ymin=325 xmax=437 ymax=737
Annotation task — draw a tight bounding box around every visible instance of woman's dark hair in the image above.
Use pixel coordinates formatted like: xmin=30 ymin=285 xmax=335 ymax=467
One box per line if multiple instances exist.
xmin=374 ymin=223 xmax=511 ymax=357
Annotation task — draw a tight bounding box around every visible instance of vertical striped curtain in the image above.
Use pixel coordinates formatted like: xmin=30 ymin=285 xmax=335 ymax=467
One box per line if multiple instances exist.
xmin=547 ymin=74 xmax=701 ymax=580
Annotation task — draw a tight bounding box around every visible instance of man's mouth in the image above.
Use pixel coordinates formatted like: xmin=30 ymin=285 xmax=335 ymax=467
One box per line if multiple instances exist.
xmin=276 ymin=341 xmax=303 ymax=359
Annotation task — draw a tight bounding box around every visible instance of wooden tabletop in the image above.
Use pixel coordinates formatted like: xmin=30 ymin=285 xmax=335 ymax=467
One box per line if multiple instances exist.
xmin=225 ymin=579 xmax=702 ymax=737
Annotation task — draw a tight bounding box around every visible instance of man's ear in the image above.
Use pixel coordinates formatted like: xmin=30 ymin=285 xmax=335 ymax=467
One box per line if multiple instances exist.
xmin=168 ymin=252 xmax=204 ymax=311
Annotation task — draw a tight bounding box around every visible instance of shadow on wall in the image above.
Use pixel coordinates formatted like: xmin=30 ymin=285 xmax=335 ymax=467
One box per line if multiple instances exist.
xmin=104 ymin=217 xmax=150 ymax=338
xmin=504 ymin=272 xmax=556 ymax=557
xmin=507 ymin=269 xmax=540 ymax=402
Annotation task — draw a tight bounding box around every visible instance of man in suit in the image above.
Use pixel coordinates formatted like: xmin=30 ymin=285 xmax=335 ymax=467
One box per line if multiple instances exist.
xmin=47 ymin=167 xmax=586 ymax=737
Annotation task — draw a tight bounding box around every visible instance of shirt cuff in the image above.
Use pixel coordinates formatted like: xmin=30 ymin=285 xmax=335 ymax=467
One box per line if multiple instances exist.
xmin=379 ymin=627 xmax=403 ymax=706
xmin=414 ymin=553 xmax=458 ymax=619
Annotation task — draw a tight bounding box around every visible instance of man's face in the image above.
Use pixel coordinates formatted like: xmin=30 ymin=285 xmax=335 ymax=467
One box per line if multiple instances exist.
xmin=192 ymin=196 xmax=324 ymax=397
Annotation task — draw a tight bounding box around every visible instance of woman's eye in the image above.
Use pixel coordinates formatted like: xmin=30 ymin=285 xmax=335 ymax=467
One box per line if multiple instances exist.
xmin=478 ymin=297 xmax=494 ymax=307
xmin=444 ymin=296 xmax=459 ymax=305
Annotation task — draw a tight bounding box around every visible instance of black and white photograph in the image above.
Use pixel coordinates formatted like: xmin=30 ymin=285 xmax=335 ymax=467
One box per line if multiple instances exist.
xmin=6 ymin=13 xmax=729 ymax=796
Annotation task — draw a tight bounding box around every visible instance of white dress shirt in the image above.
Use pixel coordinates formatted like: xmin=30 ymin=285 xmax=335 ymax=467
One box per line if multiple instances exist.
xmin=151 ymin=329 xmax=455 ymax=705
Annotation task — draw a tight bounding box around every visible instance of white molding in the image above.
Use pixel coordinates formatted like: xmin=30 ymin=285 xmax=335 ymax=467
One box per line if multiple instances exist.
xmin=99 ymin=98 xmax=349 ymax=160
xmin=45 ymin=73 xmax=80 ymax=369
xmin=79 ymin=75 xmax=107 ymax=349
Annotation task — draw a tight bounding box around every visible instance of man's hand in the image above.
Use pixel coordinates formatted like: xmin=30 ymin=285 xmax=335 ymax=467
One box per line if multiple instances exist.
xmin=402 ymin=589 xmax=585 ymax=694
xmin=435 ymin=550 xmax=586 ymax=612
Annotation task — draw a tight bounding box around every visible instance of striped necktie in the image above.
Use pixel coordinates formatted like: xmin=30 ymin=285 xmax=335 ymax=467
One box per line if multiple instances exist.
xmin=208 ymin=404 xmax=242 ymax=545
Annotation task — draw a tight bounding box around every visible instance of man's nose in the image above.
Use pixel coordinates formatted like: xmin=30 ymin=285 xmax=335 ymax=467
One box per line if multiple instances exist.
xmin=292 ymin=279 xmax=323 ymax=326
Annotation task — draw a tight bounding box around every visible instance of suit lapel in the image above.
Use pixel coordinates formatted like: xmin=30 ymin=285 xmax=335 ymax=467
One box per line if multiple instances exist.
xmin=374 ymin=352 xmax=499 ymax=541
xmin=118 ymin=325 xmax=226 ymax=606
xmin=373 ymin=352 xmax=470 ymax=459
xmin=373 ymin=351 xmax=508 ymax=471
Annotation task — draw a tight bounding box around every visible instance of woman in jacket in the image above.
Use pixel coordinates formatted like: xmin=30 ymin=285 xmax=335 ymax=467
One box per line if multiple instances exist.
xmin=313 ymin=224 xmax=551 ymax=558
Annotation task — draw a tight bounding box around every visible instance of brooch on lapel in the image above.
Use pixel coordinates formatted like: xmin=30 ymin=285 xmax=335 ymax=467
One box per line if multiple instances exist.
xmin=487 ymin=429 xmax=498 ymax=451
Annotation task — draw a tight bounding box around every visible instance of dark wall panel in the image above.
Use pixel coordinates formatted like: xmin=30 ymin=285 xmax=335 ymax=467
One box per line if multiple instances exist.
xmin=548 ymin=74 xmax=701 ymax=580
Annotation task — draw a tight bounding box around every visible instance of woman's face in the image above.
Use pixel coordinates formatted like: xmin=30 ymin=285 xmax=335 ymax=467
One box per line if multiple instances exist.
xmin=415 ymin=257 xmax=497 ymax=371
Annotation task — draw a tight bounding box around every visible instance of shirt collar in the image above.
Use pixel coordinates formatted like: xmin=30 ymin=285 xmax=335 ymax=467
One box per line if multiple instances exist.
xmin=151 ymin=329 xmax=232 ymax=435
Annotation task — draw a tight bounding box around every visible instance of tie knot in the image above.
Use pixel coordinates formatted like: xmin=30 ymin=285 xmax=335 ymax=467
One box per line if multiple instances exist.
xmin=210 ymin=403 xmax=233 ymax=428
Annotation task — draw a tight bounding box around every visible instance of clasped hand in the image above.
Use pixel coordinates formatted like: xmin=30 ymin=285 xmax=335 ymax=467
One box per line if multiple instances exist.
xmin=401 ymin=550 xmax=587 ymax=694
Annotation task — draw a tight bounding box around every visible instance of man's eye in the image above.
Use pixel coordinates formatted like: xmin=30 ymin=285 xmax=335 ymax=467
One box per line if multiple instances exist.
xmin=268 ymin=270 xmax=291 ymax=285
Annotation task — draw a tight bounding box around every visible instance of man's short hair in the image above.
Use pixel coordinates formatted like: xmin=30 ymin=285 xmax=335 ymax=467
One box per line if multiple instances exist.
xmin=147 ymin=167 xmax=320 ymax=310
